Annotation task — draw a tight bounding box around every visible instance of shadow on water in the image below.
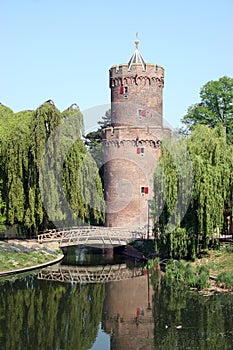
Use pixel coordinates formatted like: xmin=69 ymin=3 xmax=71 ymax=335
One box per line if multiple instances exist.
xmin=0 ymin=246 xmax=233 ymax=349
xmin=61 ymin=245 xmax=127 ymax=266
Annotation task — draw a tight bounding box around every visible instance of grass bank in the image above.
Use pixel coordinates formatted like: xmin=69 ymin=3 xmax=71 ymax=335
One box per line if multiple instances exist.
xmin=194 ymin=243 xmax=233 ymax=291
xmin=196 ymin=244 xmax=233 ymax=276
xmin=0 ymin=251 xmax=58 ymax=272
xmin=141 ymin=239 xmax=233 ymax=292
xmin=0 ymin=240 xmax=62 ymax=273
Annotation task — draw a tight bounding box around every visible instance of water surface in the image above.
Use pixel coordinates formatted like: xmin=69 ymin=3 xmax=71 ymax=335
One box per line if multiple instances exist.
xmin=0 ymin=247 xmax=232 ymax=349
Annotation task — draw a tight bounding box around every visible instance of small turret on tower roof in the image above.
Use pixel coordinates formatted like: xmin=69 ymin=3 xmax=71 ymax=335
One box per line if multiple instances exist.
xmin=128 ymin=33 xmax=146 ymax=70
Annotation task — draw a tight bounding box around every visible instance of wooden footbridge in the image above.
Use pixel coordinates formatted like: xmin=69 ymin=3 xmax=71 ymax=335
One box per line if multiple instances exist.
xmin=37 ymin=263 xmax=145 ymax=284
xmin=37 ymin=226 xmax=144 ymax=248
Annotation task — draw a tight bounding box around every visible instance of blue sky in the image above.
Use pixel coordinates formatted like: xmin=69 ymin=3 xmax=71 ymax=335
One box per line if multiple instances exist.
xmin=0 ymin=0 xmax=233 ymax=131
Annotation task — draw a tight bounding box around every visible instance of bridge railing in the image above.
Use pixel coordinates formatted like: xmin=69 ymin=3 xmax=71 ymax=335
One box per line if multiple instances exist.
xmin=37 ymin=226 xmax=144 ymax=246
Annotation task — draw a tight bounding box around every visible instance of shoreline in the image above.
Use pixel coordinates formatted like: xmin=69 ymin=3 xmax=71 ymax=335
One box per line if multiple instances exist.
xmin=0 ymin=239 xmax=64 ymax=277
xmin=0 ymin=254 xmax=64 ymax=277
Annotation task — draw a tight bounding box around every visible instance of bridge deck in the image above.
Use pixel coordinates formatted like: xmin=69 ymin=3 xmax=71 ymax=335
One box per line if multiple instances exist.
xmin=37 ymin=226 xmax=144 ymax=247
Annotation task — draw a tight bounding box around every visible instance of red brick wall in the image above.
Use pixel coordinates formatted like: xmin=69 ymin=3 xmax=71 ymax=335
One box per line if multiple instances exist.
xmin=110 ymin=63 xmax=164 ymax=127
xmin=104 ymin=61 xmax=170 ymax=229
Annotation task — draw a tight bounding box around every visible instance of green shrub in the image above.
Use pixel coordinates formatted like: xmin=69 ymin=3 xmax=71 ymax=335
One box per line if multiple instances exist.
xmin=165 ymin=259 xmax=210 ymax=290
xmin=216 ymin=272 xmax=233 ymax=290
xmin=225 ymin=244 xmax=233 ymax=253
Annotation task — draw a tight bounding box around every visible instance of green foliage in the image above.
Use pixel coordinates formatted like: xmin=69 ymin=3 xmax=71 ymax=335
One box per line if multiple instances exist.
xmin=0 ymin=107 xmax=33 ymax=227
xmin=165 ymin=259 xmax=210 ymax=289
xmin=153 ymin=138 xmax=193 ymax=259
xmin=186 ymin=125 xmax=232 ymax=246
xmin=0 ymin=180 xmax=6 ymax=229
xmin=148 ymin=257 xmax=160 ymax=270
xmin=216 ymin=272 xmax=233 ymax=290
xmin=153 ymin=125 xmax=233 ymax=259
xmin=0 ymin=101 xmax=105 ymax=233
xmin=181 ymin=76 xmax=233 ymax=143
xmin=62 ymin=144 xmax=105 ymax=225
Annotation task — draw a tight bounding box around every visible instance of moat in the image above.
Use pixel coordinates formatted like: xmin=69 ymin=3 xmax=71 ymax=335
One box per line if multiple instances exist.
xmin=0 ymin=247 xmax=233 ymax=350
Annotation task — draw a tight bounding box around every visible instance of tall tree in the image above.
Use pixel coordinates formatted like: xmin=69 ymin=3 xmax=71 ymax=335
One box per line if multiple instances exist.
xmin=62 ymin=105 xmax=105 ymax=226
xmin=0 ymin=101 xmax=105 ymax=234
xmin=27 ymin=100 xmax=62 ymax=231
xmin=153 ymin=125 xmax=233 ymax=259
xmin=0 ymin=180 xmax=6 ymax=231
xmin=153 ymin=137 xmax=193 ymax=259
xmin=185 ymin=125 xmax=232 ymax=248
xmin=0 ymin=105 xmax=32 ymax=230
xmin=181 ymin=76 xmax=233 ymax=143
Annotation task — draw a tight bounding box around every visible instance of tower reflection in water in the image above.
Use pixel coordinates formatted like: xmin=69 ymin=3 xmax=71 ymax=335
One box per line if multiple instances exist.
xmin=38 ymin=246 xmax=154 ymax=350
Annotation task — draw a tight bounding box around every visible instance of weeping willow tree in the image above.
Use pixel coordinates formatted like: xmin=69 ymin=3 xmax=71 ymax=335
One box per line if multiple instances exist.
xmin=61 ymin=105 xmax=105 ymax=226
xmin=27 ymin=100 xmax=104 ymax=230
xmin=0 ymin=105 xmax=33 ymax=230
xmin=0 ymin=101 xmax=105 ymax=234
xmin=153 ymin=125 xmax=233 ymax=259
xmin=23 ymin=101 xmax=61 ymax=231
xmin=186 ymin=125 xmax=232 ymax=248
xmin=0 ymin=180 xmax=6 ymax=232
xmin=153 ymin=137 xmax=193 ymax=259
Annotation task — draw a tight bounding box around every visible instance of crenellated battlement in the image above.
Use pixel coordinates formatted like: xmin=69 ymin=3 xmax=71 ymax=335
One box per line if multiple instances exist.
xmin=109 ymin=64 xmax=164 ymax=88
xmin=110 ymin=63 xmax=164 ymax=75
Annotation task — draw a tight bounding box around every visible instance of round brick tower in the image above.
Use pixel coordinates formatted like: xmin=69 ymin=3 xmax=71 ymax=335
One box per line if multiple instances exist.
xmin=103 ymin=35 xmax=170 ymax=230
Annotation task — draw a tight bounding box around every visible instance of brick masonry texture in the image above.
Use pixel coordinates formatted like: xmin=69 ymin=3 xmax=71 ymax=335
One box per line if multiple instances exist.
xmin=104 ymin=60 xmax=170 ymax=229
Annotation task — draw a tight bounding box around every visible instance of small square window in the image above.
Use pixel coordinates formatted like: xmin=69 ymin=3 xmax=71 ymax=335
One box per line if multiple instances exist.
xmin=141 ymin=186 xmax=149 ymax=194
xmin=138 ymin=109 xmax=147 ymax=117
xmin=137 ymin=147 xmax=144 ymax=155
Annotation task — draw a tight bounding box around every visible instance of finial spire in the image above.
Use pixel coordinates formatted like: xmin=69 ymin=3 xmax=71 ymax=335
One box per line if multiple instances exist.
xmin=128 ymin=32 xmax=146 ymax=70
xmin=135 ymin=32 xmax=139 ymax=49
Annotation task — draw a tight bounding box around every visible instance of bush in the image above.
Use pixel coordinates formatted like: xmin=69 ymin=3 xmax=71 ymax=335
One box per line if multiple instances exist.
xmin=165 ymin=259 xmax=210 ymax=290
xmin=216 ymin=272 xmax=233 ymax=290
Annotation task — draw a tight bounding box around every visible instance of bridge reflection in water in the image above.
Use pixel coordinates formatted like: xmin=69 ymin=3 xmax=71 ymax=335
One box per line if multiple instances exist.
xmin=37 ymin=251 xmax=154 ymax=350
xmin=37 ymin=263 xmax=145 ymax=284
